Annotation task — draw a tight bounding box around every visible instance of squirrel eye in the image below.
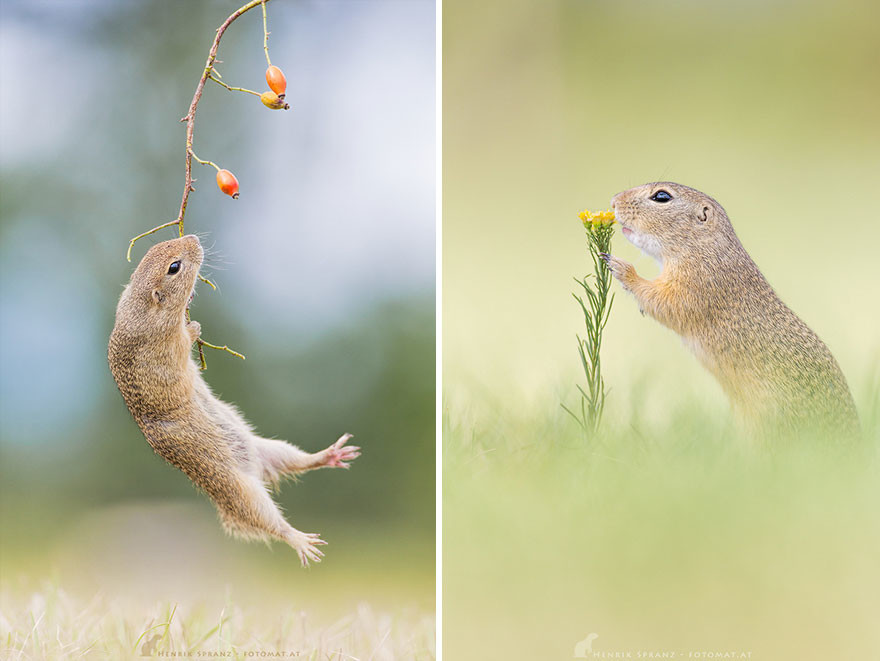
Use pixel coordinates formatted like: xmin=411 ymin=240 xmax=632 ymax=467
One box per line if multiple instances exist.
xmin=168 ymin=261 xmax=182 ymax=275
xmin=650 ymin=190 xmax=672 ymax=203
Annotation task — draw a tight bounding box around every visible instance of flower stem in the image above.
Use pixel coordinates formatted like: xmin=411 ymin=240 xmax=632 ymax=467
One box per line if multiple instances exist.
xmin=564 ymin=213 xmax=615 ymax=438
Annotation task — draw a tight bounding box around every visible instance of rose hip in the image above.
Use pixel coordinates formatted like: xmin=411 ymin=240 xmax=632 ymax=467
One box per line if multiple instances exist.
xmin=265 ymin=65 xmax=287 ymax=96
xmin=216 ymin=169 xmax=239 ymax=198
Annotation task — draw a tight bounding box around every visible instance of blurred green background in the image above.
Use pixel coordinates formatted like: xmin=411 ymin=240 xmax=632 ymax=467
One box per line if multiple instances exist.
xmin=0 ymin=0 xmax=435 ymax=642
xmin=443 ymin=0 xmax=879 ymax=659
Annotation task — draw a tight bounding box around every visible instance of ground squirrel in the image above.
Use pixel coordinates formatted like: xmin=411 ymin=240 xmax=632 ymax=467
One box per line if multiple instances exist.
xmin=108 ymin=235 xmax=359 ymax=566
xmin=602 ymin=182 xmax=859 ymax=439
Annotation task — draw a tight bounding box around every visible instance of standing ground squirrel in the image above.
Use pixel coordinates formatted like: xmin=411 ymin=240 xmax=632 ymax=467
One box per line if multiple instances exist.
xmin=108 ymin=235 xmax=360 ymax=566
xmin=602 ymin=182 xmax=859 ymax=439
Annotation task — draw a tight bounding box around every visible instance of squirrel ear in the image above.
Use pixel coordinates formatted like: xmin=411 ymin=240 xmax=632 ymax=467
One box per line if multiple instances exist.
xmin=698 ymin=206 xmax=710 ymax=223
xmin=151 ymin=289 xmax=163 ymax=304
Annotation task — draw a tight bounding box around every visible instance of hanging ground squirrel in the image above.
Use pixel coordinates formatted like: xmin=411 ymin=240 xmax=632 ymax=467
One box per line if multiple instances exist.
xmin=601 ymin=182 xmax=859 ymax=439
xmin=108 ymin=235 xmax=360 ymax=566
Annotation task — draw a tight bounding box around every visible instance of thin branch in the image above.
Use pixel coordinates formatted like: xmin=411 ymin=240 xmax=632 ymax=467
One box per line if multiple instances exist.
xmin=197 ymin=339 xmax=247 ymax=367
xmin=262 ymin=0 xmax=272 ymax=66
xmin=177 ymin=0 xmax=271 ymax=237
xmin=208 ymin=74 xmax=261 ymax=97
xmin=126 ymin=0 xmax=269 ymax=260
xmin=126 ymin=220 xmax=179 ymax=262
xmin=189 ymin=148 xmax=222 ymax=172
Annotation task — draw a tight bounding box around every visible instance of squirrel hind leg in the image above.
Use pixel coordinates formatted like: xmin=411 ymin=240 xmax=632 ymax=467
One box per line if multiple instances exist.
xmin=254 ymin=437 xmax=323 ymax=483
xmin=255 ymin=434 xmax=360 ymax=484
xmin=214 ymin=473 xmax=326 ymax=566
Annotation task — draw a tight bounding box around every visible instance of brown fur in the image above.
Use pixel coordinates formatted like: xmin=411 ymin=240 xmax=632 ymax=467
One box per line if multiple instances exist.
xmin=604 ymin=182 xmax=859 ymax=440
xmin=108 ymin=235 xmax=359 ymax=565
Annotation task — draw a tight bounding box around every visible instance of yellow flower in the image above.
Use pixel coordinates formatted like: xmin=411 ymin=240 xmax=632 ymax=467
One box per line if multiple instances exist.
xmin=579 ymin=209 xmax=615 ymax=228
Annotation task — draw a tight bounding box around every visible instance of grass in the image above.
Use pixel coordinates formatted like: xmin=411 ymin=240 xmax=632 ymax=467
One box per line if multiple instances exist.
xmin=442 ymin=381 xmax=880 ymax=661
xmin=0 ymin=584 xmax=434 ymax=660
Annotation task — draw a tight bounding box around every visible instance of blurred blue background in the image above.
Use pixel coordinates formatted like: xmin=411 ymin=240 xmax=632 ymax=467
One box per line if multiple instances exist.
xmin=0 ymin=0 xmax=434 ymax=613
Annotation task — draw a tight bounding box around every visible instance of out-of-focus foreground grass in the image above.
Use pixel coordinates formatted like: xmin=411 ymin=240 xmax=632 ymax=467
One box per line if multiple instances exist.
xmin=1 ymin=586 xmax=433 ymax=659
xmin=443 ymin=389 xmax=880 ymax=661
xmin=0 ymin=497 xmax=434 ymax=659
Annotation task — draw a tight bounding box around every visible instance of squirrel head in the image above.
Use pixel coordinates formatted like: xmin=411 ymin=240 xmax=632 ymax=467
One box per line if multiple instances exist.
xmin=611 ymin=182 xmax=737 ymax=263
xmin=118 ymin=235 xmax=204 ymax=334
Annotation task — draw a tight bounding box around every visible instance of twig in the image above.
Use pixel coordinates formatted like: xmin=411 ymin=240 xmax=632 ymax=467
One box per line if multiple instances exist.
xmin=197 ymin=339 xmax=246 ymax=369
xmin=208 ymin=74 xmax=261 ymax=97
xmin=126 ymin=220 xmax=179 ymax=262
xmin=126 ymin=0 xmax=271 ymax=260
xmin=177 ymin=0 xmax=271 ymax=237
xmin=198 ymin=275 xmax=217 ymax=290
xmin=262 ymin=1 xmax=272 ymax=66
xmin=198 ymin=340 xmax=246 ymax=360
xmin=189 ymin=148 xmax=222 ymax=172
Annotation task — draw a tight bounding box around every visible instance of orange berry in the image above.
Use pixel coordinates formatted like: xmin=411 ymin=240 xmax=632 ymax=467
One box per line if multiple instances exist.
xmin=216 ymin=169 xmax=239 ymax=199
xmin=265 ymin=65 xmax=287 ymax=96
xmin=260 ymin=90 xmax=289 ymax=110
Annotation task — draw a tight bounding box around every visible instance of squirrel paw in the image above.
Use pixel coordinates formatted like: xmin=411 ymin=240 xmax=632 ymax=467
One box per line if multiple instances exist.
xmin=321 ymin=433 xmax=360 ymax=469
xmin=186 ymin=320 xmax=201 ymax=343
xmin=288 ymin=530 xmax=327 ymax=567
xmin=600 ymin=253 xmax=636 ymax=287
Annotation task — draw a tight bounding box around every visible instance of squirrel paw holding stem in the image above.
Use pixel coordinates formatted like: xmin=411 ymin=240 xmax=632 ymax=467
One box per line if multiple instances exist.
xmin=186 ymin=320 xmax=201 ymax=344
xmin=599 ymin=252 xmax=637 ymax=290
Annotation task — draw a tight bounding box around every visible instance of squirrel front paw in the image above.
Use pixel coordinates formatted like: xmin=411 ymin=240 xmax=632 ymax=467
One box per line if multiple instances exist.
xmin=186 ymin=320 xmax=201 ymax=344
xmin=319 ymin=433 xmax=360 ymax=469
xmin=599 ymin=253 xmax=637 ymax=289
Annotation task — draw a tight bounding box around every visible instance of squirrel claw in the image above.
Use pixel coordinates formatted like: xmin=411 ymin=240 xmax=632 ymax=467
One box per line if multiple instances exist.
xmin=291 ymin=531 xmax=326 ymax=567
xmin=321 ymin=434 xmax=360 ymax=468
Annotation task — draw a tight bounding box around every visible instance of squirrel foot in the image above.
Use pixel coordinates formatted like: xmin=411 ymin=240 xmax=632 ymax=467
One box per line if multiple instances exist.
xmin=319 ymin=433 xmax=360 ymax=469
xmin=287 ymin=529 xmax=327 ymax=567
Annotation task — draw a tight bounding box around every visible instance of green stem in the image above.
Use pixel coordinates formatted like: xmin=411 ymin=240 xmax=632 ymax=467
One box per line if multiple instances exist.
xmin=262 ymin=0 xmax=272 ymax=66
xmin=208 ymin=74 xmax=261 ymax=97
xmin=126 ymin=220 xmax=180 ymax=262
xmin=189 ymin=149 xmax=221 ymax=172
xmin=567 ymin=221 xmax=615 ymax=437
xmin=197 ymin=339 xmax=247 ymax=370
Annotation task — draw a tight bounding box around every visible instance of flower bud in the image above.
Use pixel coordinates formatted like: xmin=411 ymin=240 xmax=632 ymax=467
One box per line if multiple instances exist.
xmin=579 ymin=209 xmax=615 ymax=228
